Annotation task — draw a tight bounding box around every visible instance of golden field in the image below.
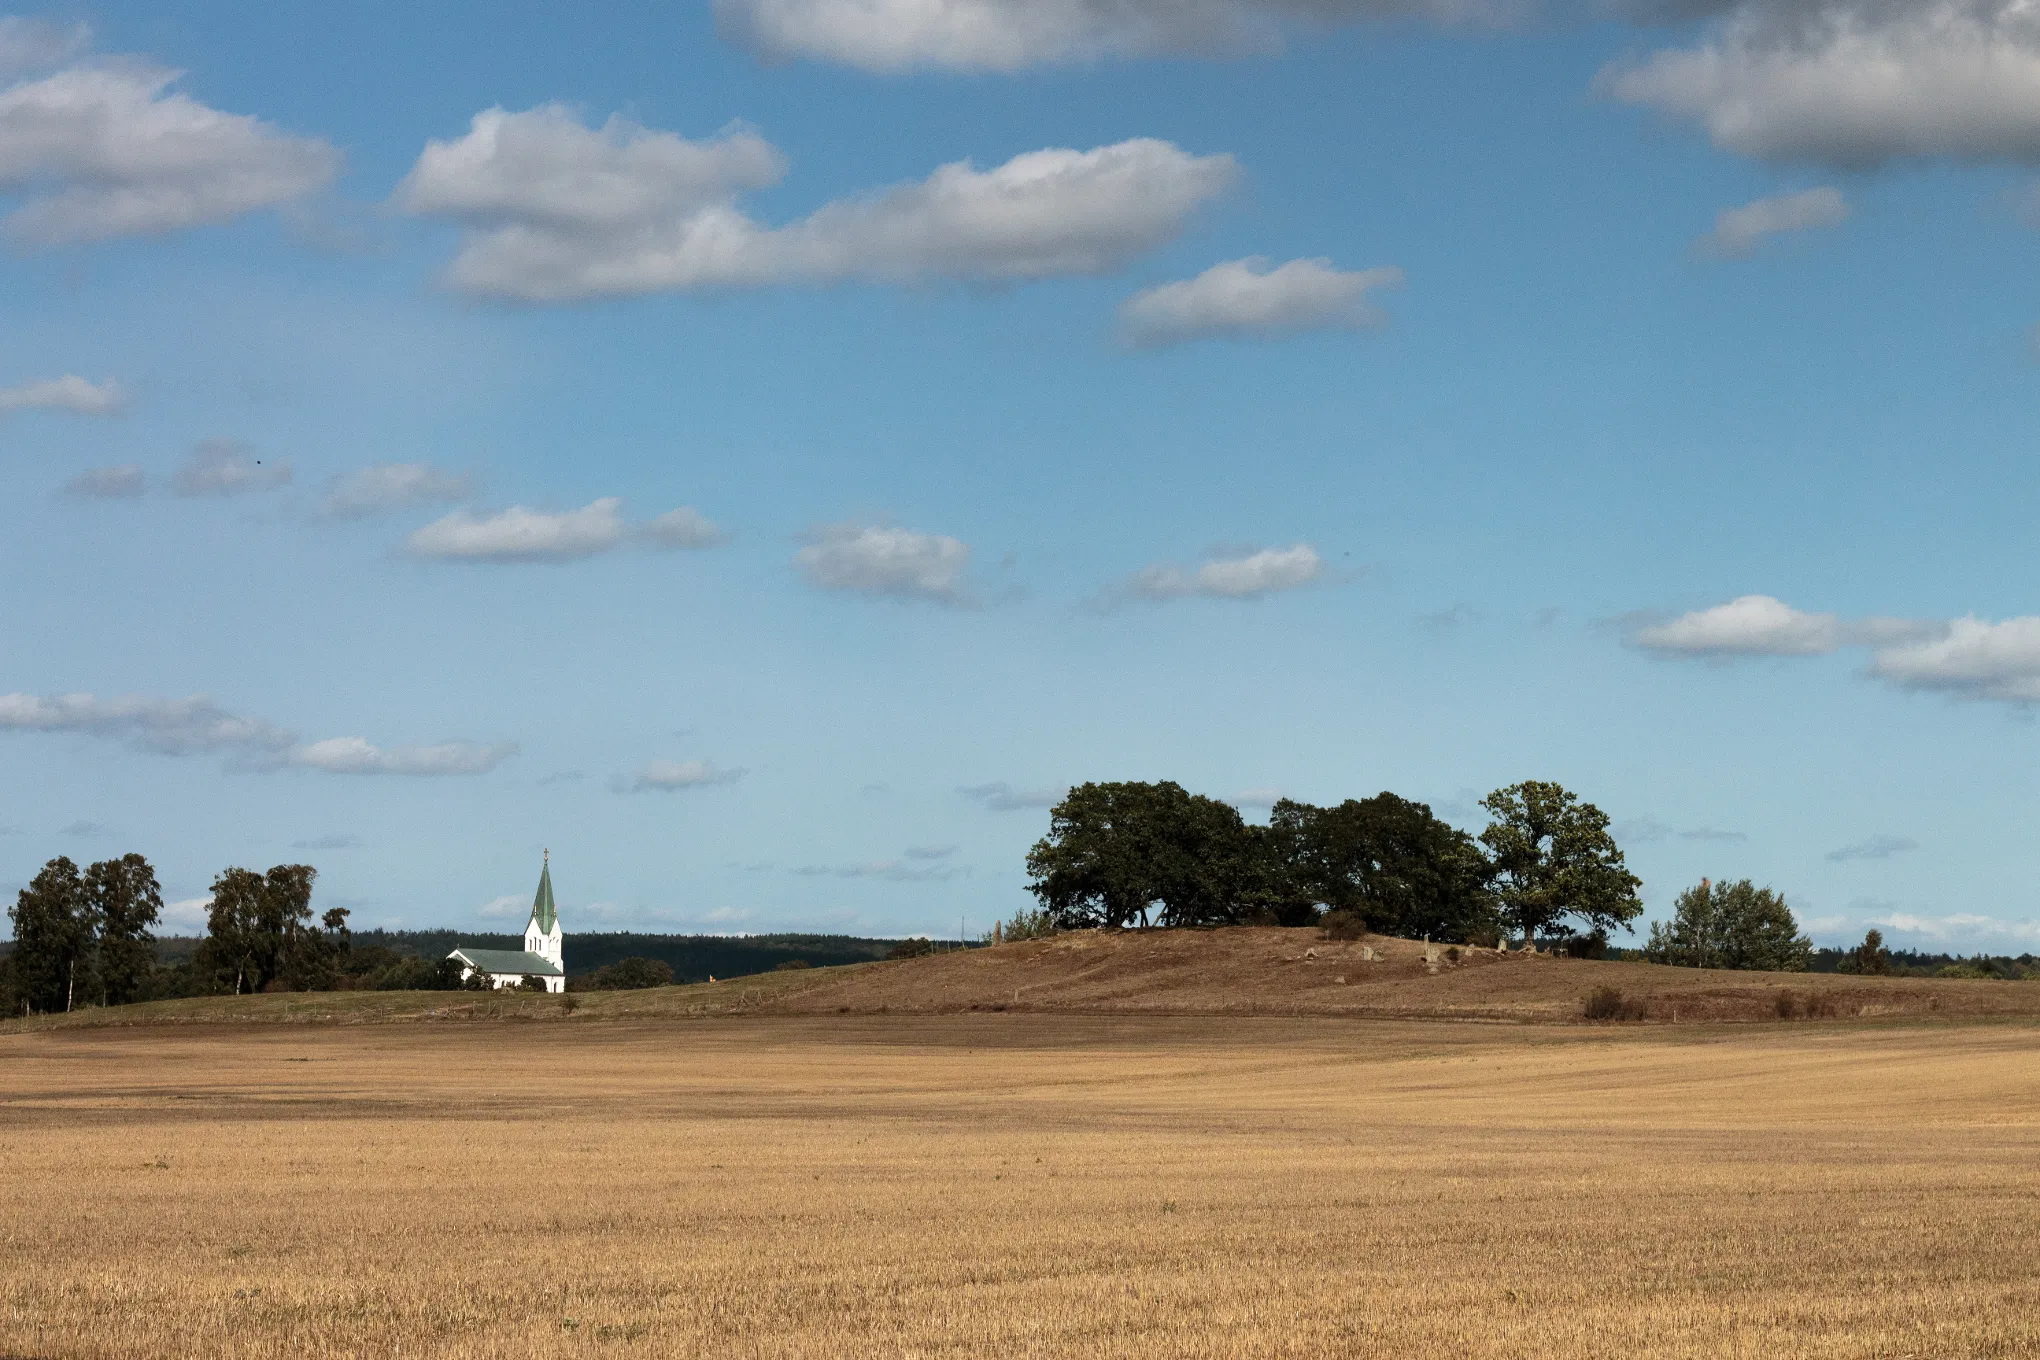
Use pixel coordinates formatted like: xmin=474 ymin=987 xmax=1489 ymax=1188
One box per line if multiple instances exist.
xmin=6 ymin=1015 xmax=2040 ymax=1357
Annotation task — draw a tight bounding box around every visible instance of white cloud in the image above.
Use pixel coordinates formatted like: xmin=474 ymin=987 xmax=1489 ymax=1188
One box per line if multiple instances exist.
xmin=958 ymin=781 xmax=1065 ymax=811
xmin=474 ymin=893 xmax=526 ymax=919
xmin=1698 ymin=186 xmax=1849 ymax=257
xmin=319 ymin=463 xmax=472 ymax=519
xmin=0 ymin=60 xmax=337 ymax=245
xmin=642 ymin=506 xmax=729 ymax=549
xmin=406 ymin=498 xmax=626 ymax=563
xmin=397 ymin=106 xmax=1236 ymax=303
xmin=171 ymin=439 xmax=290 ymax=496
xmin=796 ymin=521 xmax=974 ymax=604
xmin=1124 ymin=544 xmax=1324 ymax=602
xmin=62 ymin=464 xmax=144 ymax=499
xmin=0 ymin=692 xmax=293 ymax=756
xmin=1867 ymin=614 xmax=2040 ymax=702
xmin=1868 ymin=910 xmax=2040 ymax=944
xmin=1630 ymin=594 xmax=1846 ymax=656
xmin=0 ymin=375 xmax=125 ymax=415
xmin=1602 ymin=0 xmax=2040 ymax=167
xmin=404 ymin=497 xmax=728 ymax=563
xmin=714 ymin=0 xmax=1501 ymax=72
xmin=1233 ymin=787 xmax=1284 ymax=808
xmin=625 ymin=758 xmax=747 ymax=792
xmin=160 ymin=895 xmax=211 ymax=933
xmin=293 ymin=737 xmax=518 ymax=777
xmin=1119 ymin=257 xmax=1403 ymax=348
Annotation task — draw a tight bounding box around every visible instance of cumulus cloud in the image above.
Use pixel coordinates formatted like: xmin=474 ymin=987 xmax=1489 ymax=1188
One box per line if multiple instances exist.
xmin=1630 ymin=595 xmax=2040 ymax=708
xmin=641 ymin=506 xmax=729 ymax=549
xmin=319 ymin=463 xmax=472 ymax=519
xmin=796 ymin=521 xmax=974 ymax=604
xmin=293 ymin=737 xmax=518 ymax=777
xmin=0 ymin=58 xmax=337 ymax=245
xmin=1827 ymin=833 xmax=1921 ymax=862
xmin=171 ymin=439 xmax=290 ymax=496
xmin=959 ymin=781 xmax=1065 ymax=810
xmin=1698 ymin=186 xmax=1849 ymax=256
xmin=714 ymin=0 xmax=1502 ymax=71
xmin=1120 ymin=544 xmax=1324 ymax=602
xmin=406 ymin=498 xmax=626 ymax=562
xmin=396 ymin=105 xmax=1236 ymax=302
xmin=624 ymin=758 xmax=747 ymax=792
xmin=0 ymin=691 xmax=293 ymax=757
xmin=0 ymin=375 xmax=126 ymax=415
xmin=1119 ymin=257 xmax=1403 ymax=348
xmin=62 ymin=464 xmax=144 ymax=499
xmin=1865 ymin=910 xmax=2040 ymax=944
xmin=1629 ymin=594 xmax=1848 ymax=656
xmin=405 ymin=497 xmax=726 ymax=563
xmin=1602 ymin=0 xmax=2040 ymax=167
xmin=1866 ymin=615 xmax=2040 ymax=702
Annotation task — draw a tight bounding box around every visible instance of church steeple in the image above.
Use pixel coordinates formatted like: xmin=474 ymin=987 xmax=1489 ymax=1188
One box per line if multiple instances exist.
xmin=530 ymin=850 xmax=557 ymax=934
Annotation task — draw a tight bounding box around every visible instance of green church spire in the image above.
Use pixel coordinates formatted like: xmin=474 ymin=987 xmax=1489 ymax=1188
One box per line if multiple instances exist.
xmin=530 ymin=849 xmax=556 ymax=933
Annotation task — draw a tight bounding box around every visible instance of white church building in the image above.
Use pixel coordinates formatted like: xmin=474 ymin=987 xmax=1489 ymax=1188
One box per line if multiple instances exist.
xmin=448 ymin=852 xmax=566 ymax=993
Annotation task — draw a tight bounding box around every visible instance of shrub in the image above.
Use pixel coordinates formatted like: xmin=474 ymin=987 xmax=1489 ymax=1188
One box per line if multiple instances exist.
xmin=1774 ymin=990 xmax=1802 ymax=1019
xmin=1560 ymin=931 xmax=1609 ymax=960
xmin=582 ymin=957 xmax=674 ymax=991
xmin=1584 ymin=986 xmax=1646 ymax=1021
xmin=1444 ymin=945 xmax=1461 ymax=963
xmin=1320 ymin=910 xmax=1364 ymax=941
xmin=518 ymin=975 xmax=550 ymax=993
xmin=1837 ymin=929 xmax=1893 ymax=976
xmin=887 ymin=937 xmax=936 ymax=960
xmin=999 ymin=908 xmax=1057 ymax=943
xmin=774 ymin=959 xmax=811 ymax=971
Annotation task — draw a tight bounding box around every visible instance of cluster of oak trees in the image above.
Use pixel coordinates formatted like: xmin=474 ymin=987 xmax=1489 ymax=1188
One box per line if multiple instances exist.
xmin=1026 ymin=779 xmax=1648 ymax=948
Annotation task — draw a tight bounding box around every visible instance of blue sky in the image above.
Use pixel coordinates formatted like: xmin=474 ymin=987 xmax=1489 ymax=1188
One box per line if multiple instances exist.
xmin=5 ymin=0 xmax=2040 ymax=950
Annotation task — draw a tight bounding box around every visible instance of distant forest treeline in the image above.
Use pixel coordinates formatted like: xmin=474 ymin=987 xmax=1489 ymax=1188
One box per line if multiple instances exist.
xmin=1 ymin=930 xmax=908 ymax=986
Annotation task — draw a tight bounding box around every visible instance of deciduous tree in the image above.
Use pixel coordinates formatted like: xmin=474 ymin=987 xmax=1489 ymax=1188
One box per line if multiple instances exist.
xmin=1267 ymin=794 xmax=1495 ymax=940
xmin=7 ymin=857 xmax=92 ymax=1013
xmin=1027 ymin=781 xmax=1257 ymax=928
xmin=1642 ymin=878 xmax=1811 ymax=972
xmin=84 ymin=854 xmax=163 ymax=1005
xmin=1479 ymin=781 xmax=1642 ymax=946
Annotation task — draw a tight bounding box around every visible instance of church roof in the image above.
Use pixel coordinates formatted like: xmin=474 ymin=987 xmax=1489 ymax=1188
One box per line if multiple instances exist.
xmin=450 ymin=947 xmax=563 ymax=978
xmin=530 ymin=854 xmax=556 ymax=933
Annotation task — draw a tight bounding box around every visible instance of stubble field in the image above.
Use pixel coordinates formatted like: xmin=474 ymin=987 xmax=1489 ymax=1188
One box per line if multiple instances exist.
xmin=4 ymin=1015 xmax=2040 ymax=1358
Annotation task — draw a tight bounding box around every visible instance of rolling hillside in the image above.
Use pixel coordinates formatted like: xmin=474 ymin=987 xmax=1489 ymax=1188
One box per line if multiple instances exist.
xmin=10 ymin=927 xmax=2040 ymax=1030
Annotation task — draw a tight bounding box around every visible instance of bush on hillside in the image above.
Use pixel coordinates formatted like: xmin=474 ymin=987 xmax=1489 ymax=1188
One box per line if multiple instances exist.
xmin=579 ymin=957 xmax=674 ymax=991
xmin=1583 ymin=986 xmax=1647 ymax=1021
xmin=999 ymin=909 xmax=1057 ymax=942
xmin=887 ymin=938 xmax=936 ymax=960
xmin=774 ymin=959 xmax=810 ymax=971
xmin=1320 ymin=910 xmax=1364 ymax=941
xmin=1643 ymin=879 xmax=1811 ymax=972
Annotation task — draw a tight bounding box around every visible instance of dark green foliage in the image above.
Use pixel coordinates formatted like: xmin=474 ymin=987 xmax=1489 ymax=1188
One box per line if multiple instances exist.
xmin=1268 ymin=794 xmax=1496 ymax=940
xmin=7 ymin=857 xmax=92 ymax=1014
xmin=517 ymin=975 xmax=551 ymax=993
xmin=1557 ymin=930 xmax=1610 ymax=960
xmin=1319 ymin=909 xmax=1364 ymax=941
xmin=85 ymin=854 xmax=162 ymax=1005
xmin=1480 ymin=781 xmax=1643 ymax=946
xmin=580 ymin=956 xmax=674 ymax=990
xmin=1026 ymin=781 xmax=1263 ymax=929
xmin=774 ymin=959 xmax=811 ymax=971
xmin=193 ymin=864 xmax=334 ymax=994
xmin=887 ymin=937 xmax=936 ymax=960
xmin=1836 ymin=929 xmax=1894 ymax=976
xmin=1642 ymin=879 xmax=1811 ymax=972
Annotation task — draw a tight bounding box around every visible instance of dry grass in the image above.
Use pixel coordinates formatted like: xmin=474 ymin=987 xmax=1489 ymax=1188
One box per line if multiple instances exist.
xmin=5 ymin=1016 xmax=2040 ymax=1357
xmin=15 ymin=928 xmax=2038 ymax=1033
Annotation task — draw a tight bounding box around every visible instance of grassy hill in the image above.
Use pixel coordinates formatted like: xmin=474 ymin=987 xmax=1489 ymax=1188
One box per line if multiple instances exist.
xmin=10 ymin=926 xmax=2040 ymax=1031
